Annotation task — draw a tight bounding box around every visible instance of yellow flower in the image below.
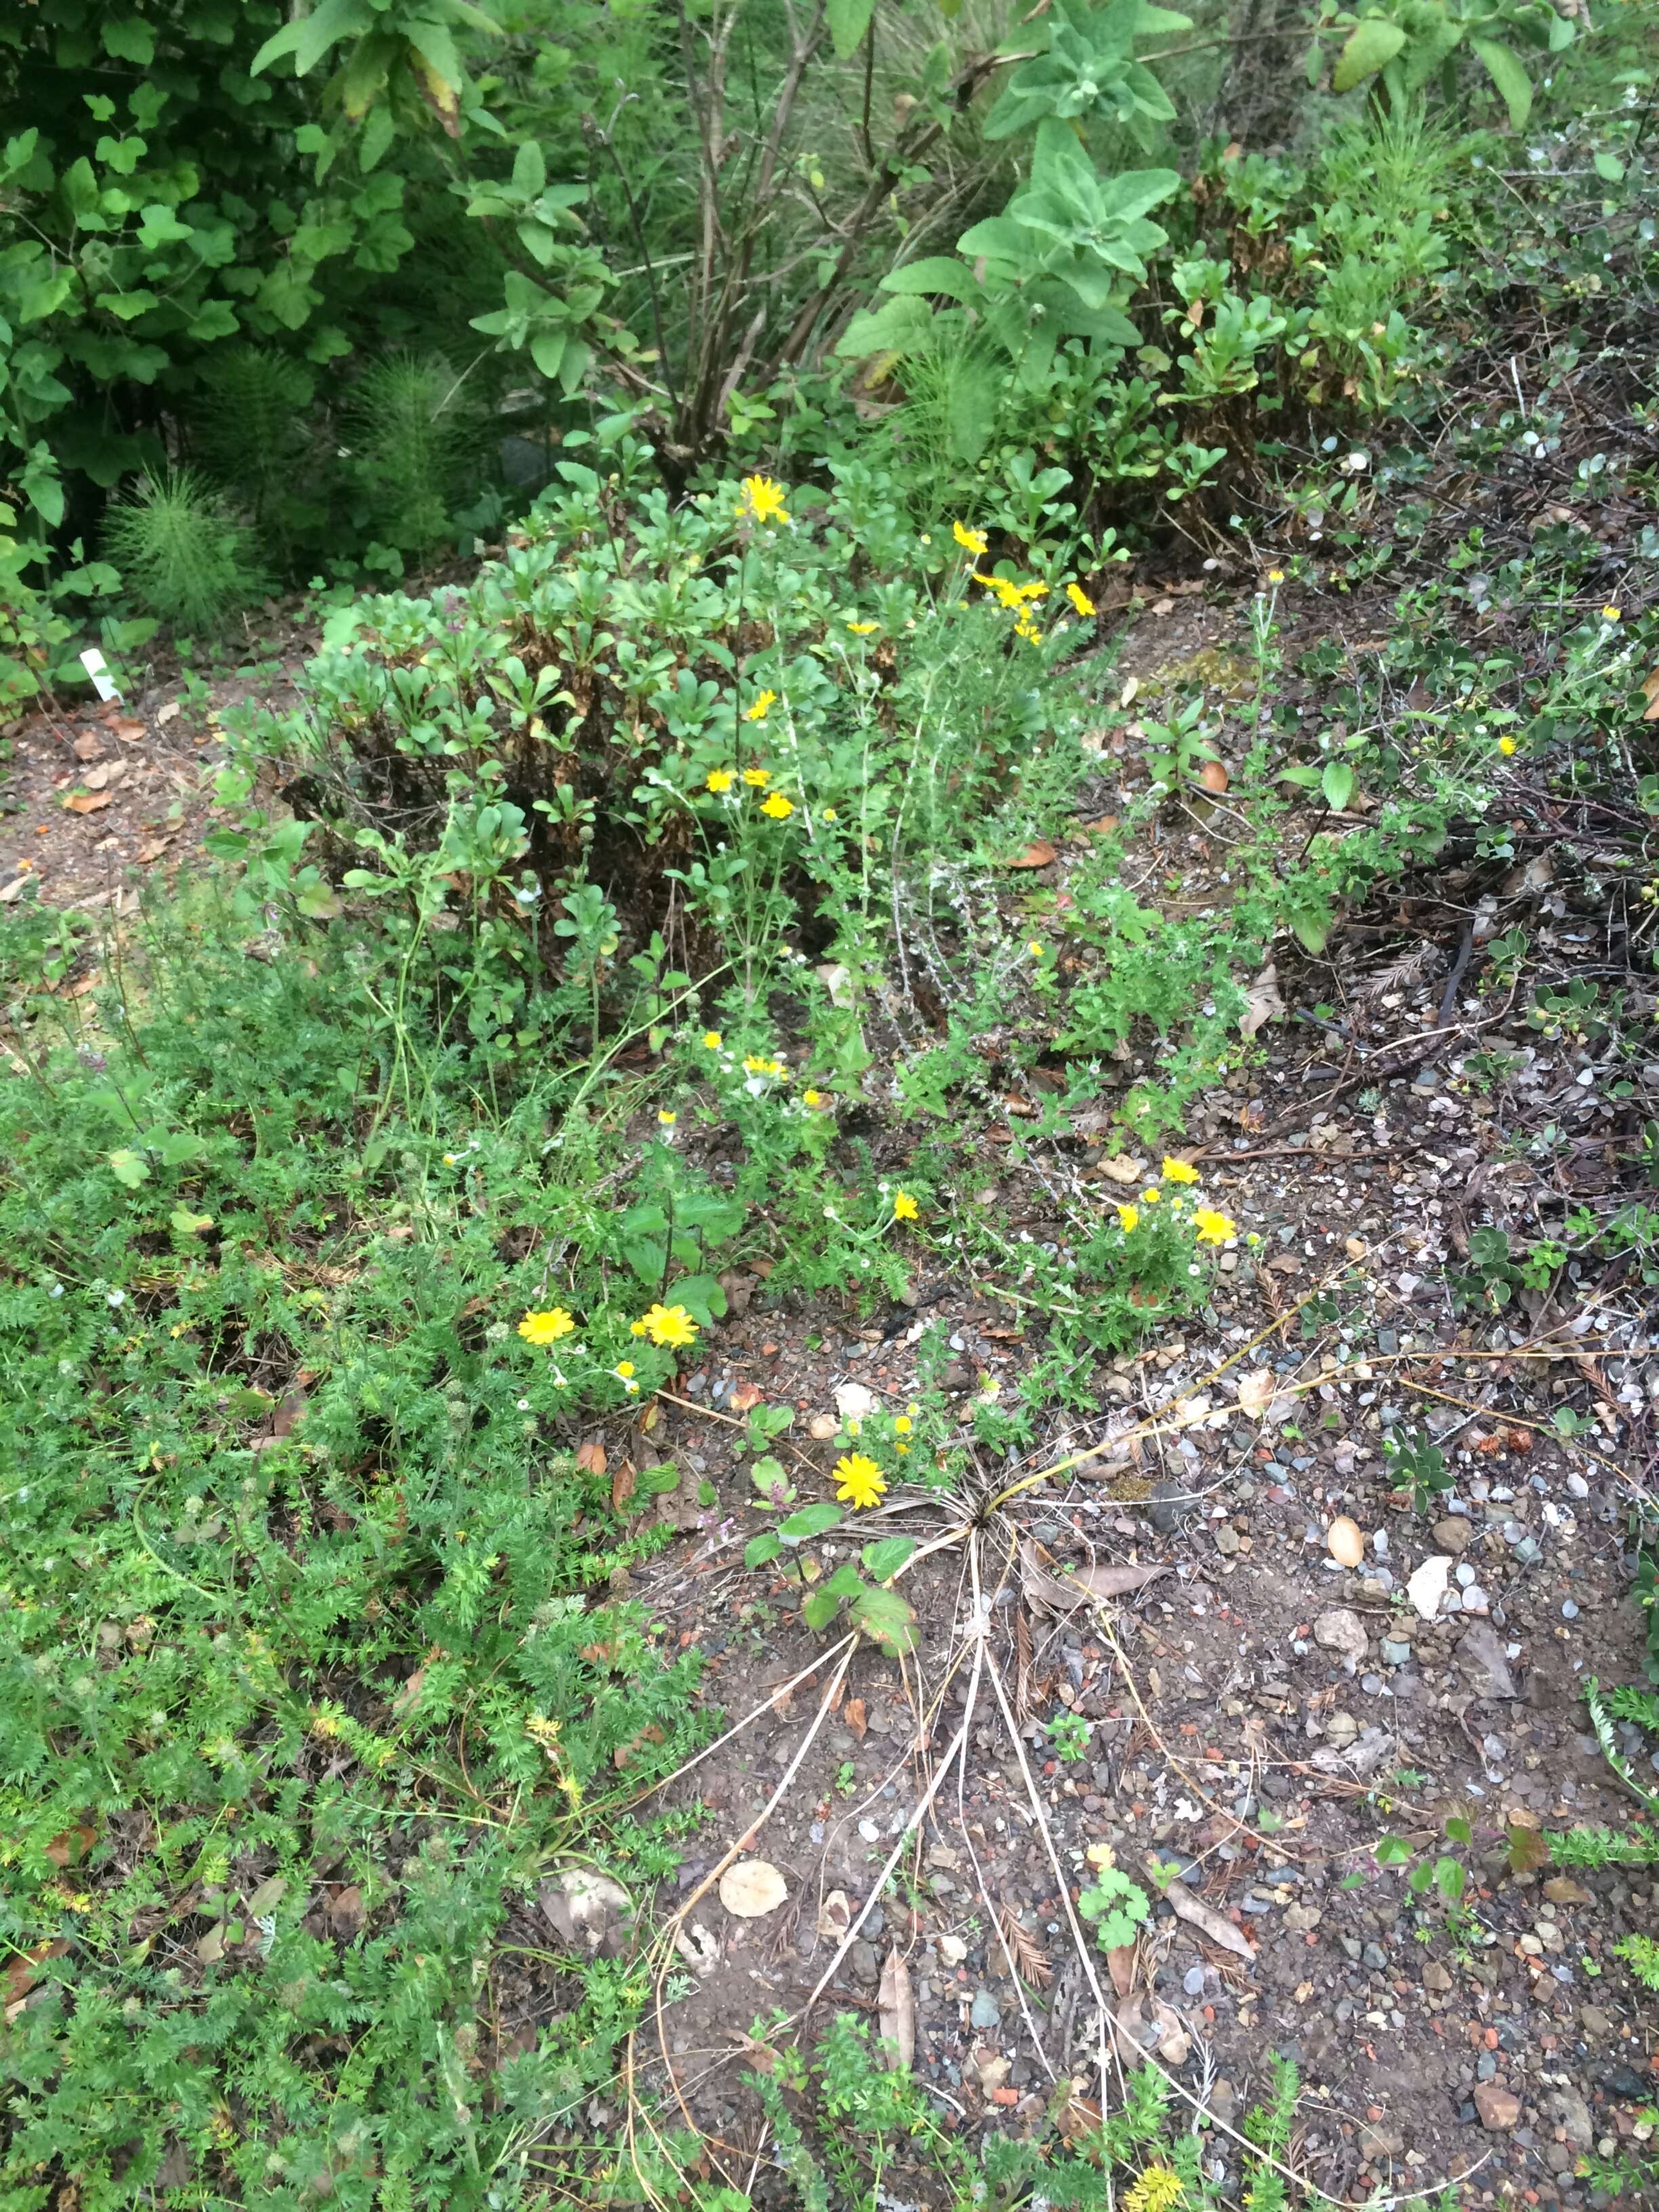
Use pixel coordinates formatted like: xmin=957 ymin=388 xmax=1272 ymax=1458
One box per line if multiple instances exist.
xmin=615 ymin=1361 xmax=635 ymax=1378
xmin=1124 ymin=2165 xmax=1185 ymax=2212
xmin=1066 ymin=581 xmax=1096 ymax=617
xmin=953 ymin=521 xmax=988 ymax=556
xmin=630 ymin=1319 xmax=648 ymax=1336
xmin=1141 ymin=1187 xmax=1161 ymax=1203
xmin=702 ymin=1030 xmax=722 ymax=1049
xmin=893 ymin=1189 xmax=919 ymax=1221
xmin=639 ymin=1302 xmax=699 ymax=1348
xmin=1117 ymin=1203 xmax=1139 ymax=1233
xmin=737 ymin=474 xmax=789 ymax=525
xmin=894 ymin=1414 xmax=913 ymax=1435
xmin=1162 ymin=1157 xmax=1200 ymax=1184
xmin=518 ymin=1308 xmax=576 ymax=1346
xmin=833 ymin=1453 xmax=887 ymax=1510
xmin=743 ymin=1054 xmax=785 ymax=1078
xmin=657 ymin=1109 xmax=677 ymax=1126
xmin=821 ymin=806 xmax=837 ymax=821
xmin=706 ymin=768 xmax=734 ymax=794
xmin=803 ymin=1088 xmax=825 ymax=1107
xmin=742 ymin=766 xmax=771 ymax=787
xmin=760 ymin=791 xmax=794 ymax=819
xmin=975 ymin=571 xmax=1048 ymax=611
xmin=1014 ymin=613 xmax=1042 ymax=643
xmin=1498 ymin=735 xmax=1517 ymax=756
xmin=443 ymin=1152 xmax=457 ymax=1164
xmin=1029 ymin=941 xmax=1044 ymax=959
xmin=1602 ymin=604 xmax=1622 ymax=622
xmin=1191 ymin=1207 xmax=1236 ymax=1246
xmin=1266 ymin=568 xmax=1284 ymax=585
xmin=745 ymin=689 xmax=777 ymax=722
xmin=846 ymin=619 xmax=878 ymax=634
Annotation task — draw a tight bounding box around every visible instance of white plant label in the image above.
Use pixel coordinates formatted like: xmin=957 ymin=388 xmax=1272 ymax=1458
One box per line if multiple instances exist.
xmin=79 ymin=648 xmax=121 ymax=702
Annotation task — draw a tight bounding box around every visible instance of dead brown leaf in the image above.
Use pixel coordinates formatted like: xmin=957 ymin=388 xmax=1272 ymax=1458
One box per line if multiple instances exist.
xmin=1021 ymin=1541 xmax=1168 ymax=1613
xmin=73 ymin=733 xmax=104 ymax=762
xmin=43 ymin=1825 xmax=96 ymax=1868
xmin=329 ymin=1885 xmax=365 ymax=1938
xmin=1002 ymin=840 xmax=1057 ymax=869
xmin=843 ymin=1696 xmax=867 ymax=1740
xmin=1160 ymin=1875 xmax=1254 ymax=1961
xmin=62 ymin=791 xmax=111 ymax=814
xmin=110 ymin=716 xmax=147 ymax=743
xmin=1105 ymin=1941 xmax=1137 ymax=1999
xmin=1642 ymin=665 xmax=1659 ymax=720
xmin=729 ymin=1382 xmax=762 ymax=1413
xmin=877 ymin=1948 xmax=916 ymax=2069
xmin=4 ymin=1940 xmax=68 ymax=2007
xmin=575 ymin=1439 xmax=607 ymax=1478
xmin=611 ymin=1460 xmax=636 ymax=1512
xmin=136 ymin=836 xmax=173 ymax=864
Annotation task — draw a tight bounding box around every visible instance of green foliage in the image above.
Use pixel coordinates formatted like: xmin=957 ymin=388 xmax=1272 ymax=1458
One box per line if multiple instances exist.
xmin=1078 ymin=1866 xmax=1152 ymax=1950
xmin=1381 ymin=1426 xmax=1452 ymax=1515
xmin=1317 ymin=0 xmax=1574 ymax=127
xmin=100 ymin=468 xmax=270 ymax=630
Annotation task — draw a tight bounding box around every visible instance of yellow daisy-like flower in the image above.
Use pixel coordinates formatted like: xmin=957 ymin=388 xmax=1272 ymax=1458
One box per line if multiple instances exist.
xmin=702 ymin=1030 xmax=722 ymax=1050
xmin=518 ymin=1308 xmax=576 ymax=1346
xmin=1498 ymin=736 xmax=1517 ymax=756
xmin=894 ymin=1414 xmax=913 ymax=1435
xmin=846 ymin=619 xmax=878 ymax=635
xmin=803 ymin=1088 xmax=825 ymax=1107
xmin=833 ymin=1453 xmax=887 ymax=1510
xmin=638 ymin=1302 xmax=699 ymax=1348
xmin=657 ymin=1109 xmax=677 ymax=1126
xmin=1029 ymin=941 xmax=1044 ymax=959
xmin=743 ymin=766 xmax=771 ymax=787
xmin=1266 ymin=568 xmax=1285 ymax=585
xmin=743 ymin=1054 xmax=785 ymax=1078
xmin=1141 ymin=1187 xmax=1161 ymax=1204
xmin=1014 ymin=613 xmax=1042 ymax=643
xmin=1066 ymin=581 xmax=1096 ymax=617
xmin=706 ymin=768 xmax=734 ymax=794
xmin=1162 ymin=1157 xmax=1200 ymax=1184
xmin=630 ymin=1319 xmax=648 ymax=1336
xmin=1117 ymin=1203 xmax=1139 ymax=1233
xmin=745 ymin=689 xmax=777 ymax=722
xmin=1601 ymin=604 xmax=1622 ymax=622
xmin=893 ymin=1189 xmax=919 ymax=1221
xmin=760 ymin=792 xmax=794 ymax=819
xmin=1124 ymin=2165 xmax=1185 ymax=2212
xmin=822 ymin=806 xmax=837 ymax=821
xmin=737 ymin=474 xmax=790 ymax=526
xmin=953 ymin=521 xmax=988 ymax=556
xmin=615 ymin=1360 xmax=635 ymax=1378
xmin=1191 ymin=1207 xmax=1237 ymax=1246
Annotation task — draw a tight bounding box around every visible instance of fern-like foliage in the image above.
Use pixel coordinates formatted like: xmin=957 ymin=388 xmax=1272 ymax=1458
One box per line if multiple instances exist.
xmin=101 ymin=466 xmax=269 ymax=630
xmin=1549 ymin=1824 xmax=1659 ymax=1868
xmin=342 ymin=352 xmax=480 ymax=559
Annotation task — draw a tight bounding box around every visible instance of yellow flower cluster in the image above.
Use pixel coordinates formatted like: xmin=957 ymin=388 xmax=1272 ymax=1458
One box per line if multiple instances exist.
xmin=1124 ymin=2166 xmax=1184 ymax=2212
xmin=1113 ymin=1161 xmax=1237 ymax=1248
xmin=953 ymin=520 xmax=988 ymax=556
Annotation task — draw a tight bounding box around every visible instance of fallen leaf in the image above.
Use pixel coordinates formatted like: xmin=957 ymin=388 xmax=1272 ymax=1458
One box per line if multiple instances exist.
xmin=44 ymin=1825 xmax=96 ymax=1868
xmin=729 ymin=1382 xmax=762 ymax=1413
xmin=62 ymin=791 xmax=111 ymax=813
xmin=73 ymin=733 xmax=104 ymax=762
xmin=0 ymin=874 xmax=30 ymax=903
xmin=817 ymin=1889 xmax=853 ymax=1940
xmin=196 ymin=1923 xmax=226 ymax=1964
xmin=4 ymin=1940 xmax=69 ymax=2006
xmin=843 ymin=1697 xmax=867 ymax=1740
xmin=575 ymin=1439 xmax=607 ymax=1478
xmin=1235 ymin=1368 xmax=1277 ymax=1417
xmin=136 ymin=836 xmax=173 ymax=864
xmin=1105 ymin=1942 xmax=1137 ymax=1998
xmin=611 ymin=1460 xmax=636 ymax=1512
xmin=542 ymin=1866 xmax=632 ymax=1954
xmin=157 ymin=700 xmax=180 ymax=726
xmin=1099 ymin=1153 xmax=1147 ymax=1185
xmin=1160 ymin=1877 xmax=1255 ymax=1961
xmin=1082 ymin=813 xmax=1120 ymax=836
xmin=1002 ymin=840 xmax=1057 ymax=869
xmin=1239 ymin=960 xmax=1284 ymax=1039
xmin=1021 ymin=1540 xmax=1167 ymax=1614
xmin=1642 ymin=665 xmax=1659 ymax=720
xmin=110 ymin=717 xmax=147 ymax=742
xmin=245 ymin=1875 xmax=287 ymax=1917
xmin=328 ymin=1885 xmax=365 ymax=1938
xmin=718 ymin=1860 xmax=787 ymax=1918
xmin=877 ymin=1948 xmax=916 ymax=2070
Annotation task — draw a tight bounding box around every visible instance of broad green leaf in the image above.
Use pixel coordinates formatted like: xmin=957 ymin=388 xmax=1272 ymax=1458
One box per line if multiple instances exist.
xmin=827 ymin=0 xmax=876 ymax=58
xmin=851 ymin=1583 xmax=918 ymax=1655
xmin=102 ymin=18 xmax=157 ymax=65
xmin=802 ymin=1589 xmax=842 ymax=1631
xmin=1374 ymin=1834 xmax=1413 ymax=1866
xmin=1593 ymin=150 xmax=1624 ymax=183
xmin=1469 ymin=37 xmax=1532 ymax=128
xmin=744 ymin=1532 xmax=782 ymax=1569
xmin=109 ymin=1149 xmax=148 ymax=1188
xmin=861 ymin=1537 xmax=917 ymax=1582
xmin=1321 ymin=760 xmax=1355 ymax=812
xmin=512 ymin=140 xmax=546 ymax=197
xmin=780 ymin=1502 xmax=843 ymax=1542
xmin=1332 ymin=18 xmax=1407 ymax=91
xmin=879 ymin=257 xmax=978 ymax=302
xmin=169 ymin=1209 xmax=213 ymax=1235
xmin=639 ymin=1463 xmax=680 ymax=1494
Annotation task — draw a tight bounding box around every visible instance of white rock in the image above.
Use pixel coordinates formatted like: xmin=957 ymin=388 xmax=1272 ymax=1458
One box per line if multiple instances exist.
xmin=835 ymin=1382 xmax=878 ymax=1424
xmin=718 ymin=1860 xmax=787 ymax=1918
xmin=937 ymin=1933 xmax=968 ymax=1966
xmin=1406 ymin=1555 xmax=1453 ymax=1622
xmin=1314 ymin=1607 xmax=1369 ymax=1661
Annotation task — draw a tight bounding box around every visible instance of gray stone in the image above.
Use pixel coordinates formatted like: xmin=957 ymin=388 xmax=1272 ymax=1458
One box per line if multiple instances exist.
xmin=1382 ymin=1639 xmax=1413 ymax=1666
xmin=1433 ymin=1517 xmax=1473 ymax=1554
xmin=1549 ymin=2090 xmax=1593 ymax=2151
xmin=1214 ymin=1523 xmax=1242 ymax=1557
xmin=970 ymin=1989 xmax=1002 ymax=2030
xmin=851 ymin=1941 xmax=880 ymax=1984
xmin=1314 ymin=1607 xmax=1369 ymax=1661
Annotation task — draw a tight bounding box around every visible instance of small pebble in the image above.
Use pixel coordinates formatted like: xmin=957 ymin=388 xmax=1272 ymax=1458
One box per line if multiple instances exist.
xmin=1562 ymin=1601 xmax=1580 ymax=1620
xmin=1566 ymin=1471 xmax=1590 ymax=1500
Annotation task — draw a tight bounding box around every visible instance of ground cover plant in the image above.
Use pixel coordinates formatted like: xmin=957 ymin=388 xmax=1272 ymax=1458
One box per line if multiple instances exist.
xmin=5 ymin=0 xmax=1659 ymax=2207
